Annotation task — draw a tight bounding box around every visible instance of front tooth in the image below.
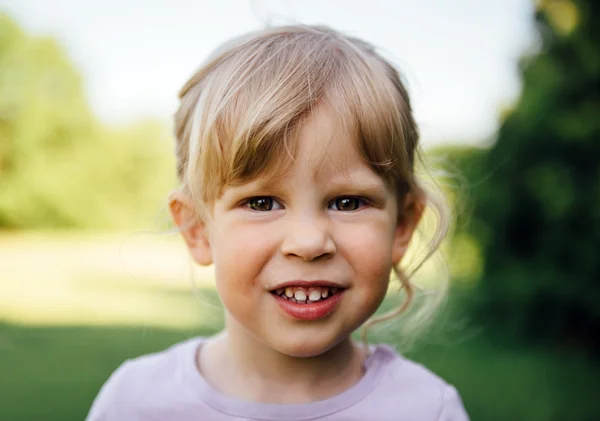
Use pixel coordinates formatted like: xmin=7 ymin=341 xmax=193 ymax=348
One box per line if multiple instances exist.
xmin=294 ymin=290 xmax=307 ymax=301
xmin=285 ymin=288 xmax=294 ymax=298
xmin=321 ymin=288 xmax=329 ymax=298
xmin=309 ymin=290 xmax=321 ymax=301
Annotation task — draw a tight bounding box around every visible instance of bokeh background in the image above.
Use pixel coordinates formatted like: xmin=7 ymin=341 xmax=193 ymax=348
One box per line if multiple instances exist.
xmin=1 ymin=0 xmax=599 ymax=420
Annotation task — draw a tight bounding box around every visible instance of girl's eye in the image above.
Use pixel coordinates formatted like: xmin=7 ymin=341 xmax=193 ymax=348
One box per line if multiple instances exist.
xmin=330 ymin=197 xmax=366 ymax=212
xmin=245 ymin=197 xmax=281 ymax=212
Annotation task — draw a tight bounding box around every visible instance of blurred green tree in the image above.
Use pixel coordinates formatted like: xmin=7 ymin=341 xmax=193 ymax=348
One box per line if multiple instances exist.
xmin=446 ymin=0 xmax=600 ymax=354
xmin=0 ymin=14 xmax=175 ymax=230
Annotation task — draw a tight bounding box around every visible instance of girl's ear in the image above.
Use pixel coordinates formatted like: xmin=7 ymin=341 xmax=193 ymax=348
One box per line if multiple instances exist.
xmin=168 ymin=191 xmax=213 ymax=266
xmin=392 ymin=192 xmax=425 ymax=265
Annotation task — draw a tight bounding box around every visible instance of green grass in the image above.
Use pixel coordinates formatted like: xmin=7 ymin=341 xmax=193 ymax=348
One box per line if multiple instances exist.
xmin=0 ymin=323 xmax=209 ymax=421
xmin=408 ymin=337 xmax=600 ymax=421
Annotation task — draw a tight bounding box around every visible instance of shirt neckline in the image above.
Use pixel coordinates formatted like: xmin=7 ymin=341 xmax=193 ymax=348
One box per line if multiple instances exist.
xmin=181 ymin=337 xmax=395 ymax=420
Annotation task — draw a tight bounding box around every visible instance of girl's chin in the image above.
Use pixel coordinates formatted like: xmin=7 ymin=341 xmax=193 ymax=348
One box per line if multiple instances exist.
xmin=264 ymin=334 xmax=350 ymax=358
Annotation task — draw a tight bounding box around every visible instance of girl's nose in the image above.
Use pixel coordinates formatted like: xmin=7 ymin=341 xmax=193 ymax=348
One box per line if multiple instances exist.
xmin=280 ymin=214 xmax=336 ymax=261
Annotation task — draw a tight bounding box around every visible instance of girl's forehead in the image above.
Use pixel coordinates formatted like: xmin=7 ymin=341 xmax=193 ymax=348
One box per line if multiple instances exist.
xmin=211 ymin=99 xmax=402 ymax=202
xmin=224 ymin=104 xmax=389 ymax=192
xmin=274 ymin=106 xmax=375 ymax=180
xmin=264 ymin=105 xmax=360 ymax=179
xmin=250 ymin=148 xmax=387 ymax=194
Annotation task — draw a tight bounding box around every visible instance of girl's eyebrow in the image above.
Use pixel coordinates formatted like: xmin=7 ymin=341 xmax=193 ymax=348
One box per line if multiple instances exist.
xmin=221 ymin=177 xmax=280 ymax=199
xmin=324 ymin=180 xmax=389 ymax=198
xmin=322 ymin=170 xmax=388 ymax=192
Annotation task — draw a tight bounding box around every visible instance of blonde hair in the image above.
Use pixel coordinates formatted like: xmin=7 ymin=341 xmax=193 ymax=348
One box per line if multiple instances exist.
xmin=173 ymin=24 xmax=451 ymax=345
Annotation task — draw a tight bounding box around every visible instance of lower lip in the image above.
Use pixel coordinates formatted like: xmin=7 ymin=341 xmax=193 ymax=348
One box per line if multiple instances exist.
xmin=272 ymin=292 xmax=344 ymax=321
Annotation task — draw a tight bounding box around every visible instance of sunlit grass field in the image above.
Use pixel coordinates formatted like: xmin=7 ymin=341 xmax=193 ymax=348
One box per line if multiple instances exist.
xmin=1 ymin=233 xmax=599 ymax=421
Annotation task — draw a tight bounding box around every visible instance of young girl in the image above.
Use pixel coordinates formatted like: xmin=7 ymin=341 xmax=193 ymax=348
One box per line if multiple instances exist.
xmin=87 ymin=25 xmax=469 ymax=420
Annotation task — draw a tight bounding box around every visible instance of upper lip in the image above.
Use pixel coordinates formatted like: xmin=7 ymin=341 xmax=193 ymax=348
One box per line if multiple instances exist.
xmin=269 ymin=280 xmax=346 ymax=291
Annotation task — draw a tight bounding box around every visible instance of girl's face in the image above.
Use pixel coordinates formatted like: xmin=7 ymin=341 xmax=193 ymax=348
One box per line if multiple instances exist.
xmin=178 ymin=106 xmax=418 ymax=357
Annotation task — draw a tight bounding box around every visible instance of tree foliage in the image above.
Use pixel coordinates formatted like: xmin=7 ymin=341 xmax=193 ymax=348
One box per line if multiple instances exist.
xmin=0 ymin=14 xmax=175 ymax=230
xmin=447 ymin=0 xmax=600 ymax=353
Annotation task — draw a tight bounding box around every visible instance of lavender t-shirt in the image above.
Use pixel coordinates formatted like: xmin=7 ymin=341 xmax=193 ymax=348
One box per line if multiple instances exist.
xmin=86 ymin=337 xmax=469 ymax=420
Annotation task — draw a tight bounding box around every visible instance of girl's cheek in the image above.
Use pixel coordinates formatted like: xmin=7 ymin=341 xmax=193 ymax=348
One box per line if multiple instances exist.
xmin=338 ymin=224 xmax=393 ymax=278
xmin=213 ymin=224 xmax=274 ymax=289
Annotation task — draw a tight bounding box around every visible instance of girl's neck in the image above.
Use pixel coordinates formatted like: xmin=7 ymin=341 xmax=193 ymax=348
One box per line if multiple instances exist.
xmin=198 ymin=314 xmax=367 ymax=404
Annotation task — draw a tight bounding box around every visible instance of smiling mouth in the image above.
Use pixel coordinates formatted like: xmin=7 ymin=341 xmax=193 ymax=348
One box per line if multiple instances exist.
xmin=270 ymin=285 xmax=342 ymax=304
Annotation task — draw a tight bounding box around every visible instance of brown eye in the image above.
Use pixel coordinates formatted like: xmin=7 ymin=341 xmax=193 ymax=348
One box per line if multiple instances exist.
xmin=247 ymin=197 xmax=274 ymax=211
xmin=331 ymin=197 xmax=363 ymax=211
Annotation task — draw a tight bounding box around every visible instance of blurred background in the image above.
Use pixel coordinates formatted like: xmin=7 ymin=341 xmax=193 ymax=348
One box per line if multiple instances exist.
xmin=0 ymin=0 xmax=599 ymax=420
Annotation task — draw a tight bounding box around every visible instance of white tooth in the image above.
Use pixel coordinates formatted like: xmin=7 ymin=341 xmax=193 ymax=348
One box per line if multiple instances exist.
xmin=309 ymin=290 xmax=321 ymax=301
xmin=276 ymin=288 xmax=284 ymax=295
xmin=321 ymin=289 xmax=329 ymax=298
xmin=294 ymin=290 xmax=307 ymax=301
xmin=285 ymin=288 xmax=294 ymax=298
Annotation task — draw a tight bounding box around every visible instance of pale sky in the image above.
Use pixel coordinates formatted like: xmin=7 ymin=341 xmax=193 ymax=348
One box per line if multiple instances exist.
xmin=1 ymin=0 xmax=537 ymax=146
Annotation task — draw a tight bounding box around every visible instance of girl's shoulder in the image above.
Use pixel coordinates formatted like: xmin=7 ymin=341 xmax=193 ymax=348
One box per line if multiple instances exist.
xmin=103 ymin=336 xmax=201 ymax=389
xmin=85 ymin=337 xmax=205 ymax=421
xmin=371 ymin=343 xmax=453 ymax=390
xmin=366 ymin=344 xmax=469 ymax=420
